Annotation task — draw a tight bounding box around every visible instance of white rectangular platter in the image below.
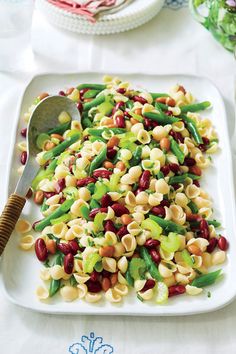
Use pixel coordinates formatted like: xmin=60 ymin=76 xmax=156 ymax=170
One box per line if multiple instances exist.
xmin=2 ymin=72 xmax=236 ymax=316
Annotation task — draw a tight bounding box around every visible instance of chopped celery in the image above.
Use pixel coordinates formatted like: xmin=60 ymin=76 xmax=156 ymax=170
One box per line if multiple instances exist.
xmin=156 ymin=282 xmax=168 ymax=304
xmin=63 ymin=186 xmax=79 ymax=199
xmin=161 ymin=232 xmax=181 ymax=253
xmin=31 ymin=159 xmax=58 ymax=190
xmin=129 ymin=258 xmax=147 ymax=280
xmin=93 ymin=182 xmax=108 ymax=200
xmin=141 ymin=218 xmax=162 ymax=240
xmin=94 ymin=213 xmax=107 ymax=232
xmin=80 ymin=205 xmax=91 ymax=221
xmin=108 ymin=173 xmax=121 ymax=192
xmin=51 ymin=214 xmax=71 ymax=225
xmin=36 ymin=133 xmax=50 ymax=149
xmin=97 ymin=99 xmax=114 ymax=116
xmin=83 ymin=253 xmax=102 ymax=273
xmin=181 ymin=249 xmax=194 ymax=267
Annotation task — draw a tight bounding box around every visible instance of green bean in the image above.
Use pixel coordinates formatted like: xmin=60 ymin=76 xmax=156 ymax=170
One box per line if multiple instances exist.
xmin=35 ymin=199 xmax=74 ymax=231
xmin=129 ymin=146 xmax=142 ymax=167
xmin=77 ymin=83 xmax=106 ymax=91
xmin=208 ymin=220 xmax=221 ymax=228
xmin=90 ymin=199 xmax=100 ymax=209
xmin=155 ymin=102 xmax=169 ymax=111
xmin=82 ymin=118 xmax=93 ymax=128
xmin=48 ymin=121 xmax=71 ymax=135
xmin=169 ymin=137 xmax=185 ymax=164
xmin=89 ymin=146 xmax=107 ymax=175
xmin=144 ymin=111 xmax=179 ymax=125
xmin=150 ymin=92 xmax=169 ymax=99
xmin=89 ymin=136 xmax=106 ymax=143
xmin=80 ymin=205 xmax=91 ymax=221
xmin=125 ymin=265 xmax=134 ymax=287
xmin=149 ymin=214 xmax=186 ymax=235
xmin=43 ymin=133 xmax=81 ymax=161
xmin=180 ymin=101 xmax=211 ymax=113
xmin=69 ymin=275 xmax=78 ymax=287
xmin=169 ymin=173 xmax=201 ymax=185
xmin=40 ymin=198 xmax=49 ymax=213
xmin=126 ymin=100 xmax=134 ymax=109
xmin=31 ymin=159 xmax=58 ymax=190
xmin=49 ymin=254 xmax=62 ymax=297
xmin=139 ymin=246 xmax=162 ymax=281
xmin=83 ymin=95 xmax=106 ymax=111
xmin=157 ymin=171 xmax=164 ymax=179
xmin=191 ymin=269 xmax=222 ymax=288
xmin=87 ymin=128 xmax=126 ymax=136
xmin=83 ymin=89 xmax=100 ymax=99
xmin=188 ymin=201 xmax=199 ymax=214
xmin=180 ymin=114 xmax=203 ymax=145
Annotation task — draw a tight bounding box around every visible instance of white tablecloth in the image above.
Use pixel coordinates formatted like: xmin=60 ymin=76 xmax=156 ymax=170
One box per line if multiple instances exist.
xmin=0 ymin=2 xmax=236 ymax=353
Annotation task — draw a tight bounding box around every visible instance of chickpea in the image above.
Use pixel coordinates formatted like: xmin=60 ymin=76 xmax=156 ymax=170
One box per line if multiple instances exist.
xmin=121 ymin=214 xmax=133 ymax=225
xmin=44 ymin=141 xmax=56 ymax=151
xmin=130 ymin=117 xmax=139 ymax=125
xmin=50 ymin=133 xmax=64 ymax=141
xmin=99 ymin=246 xmax=115 ymax=258
xmin=103 ymin=161 xmax=114 ymax=169
xmin=46 ymin=239 xmax=56 ymax=254
xmin=110 ymin=273 xmax=118 ymax=287
xmin=116 ymin=161 xmax=126 ymax=171
xmin=38 ymin=92 xmax=49 ymax=101
xmin=102 ymin=277 xmax=111 ymax=292
xmin=34 ymin=190 xmax=44 ymax=205
xmin=160 ymin=137 xmax=170 ymax=151
xmin=134 ymin=108 xmax=142 ymax=115
xmin=107 ymin=136 xmax=120 ymax=148
xmin=66 ymin=87 xmax=74 ymax=95
xmin=187 ymin=244 xmax=202 ymax=256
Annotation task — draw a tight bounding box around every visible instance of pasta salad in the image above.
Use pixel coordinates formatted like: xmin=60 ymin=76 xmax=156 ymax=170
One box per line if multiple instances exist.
xmin=16 ymin=75 xmax=229 ymax=304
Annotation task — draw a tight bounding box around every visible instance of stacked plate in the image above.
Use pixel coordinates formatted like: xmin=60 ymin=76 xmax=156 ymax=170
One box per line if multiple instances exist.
xmin=37 ymin=0 xmax=165 ymax=35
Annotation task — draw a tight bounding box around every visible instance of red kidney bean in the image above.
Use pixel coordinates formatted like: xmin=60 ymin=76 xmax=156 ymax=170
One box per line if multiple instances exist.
xmin=178 ymin=85 xmax=186 ymax=94
xmin=151 ymin=206 xmax=166 ymax=218
xmin=193 ymin=180 xmax=200 ymax=187
xmin=199 ymin=219 xmax=210 ymax=240
xmin=57 ymin=243 xmax=71 ymax=255
xmin=115 ymin=115 xmax=125 ymax=128
xmin=93 ymin=169 xmax=112 ymax=179
xmin=64 ymin=253 xmax=74 ymax=274
xmin=104 ymin=220 xmax=117 ymax=234
xmin=165 ymin=110 xmax=173 ymax=116
xmin=172 ymin=183 xmax=181 ymax=190
xmin=35 ymin=238 xmax=48 ymax=262
xmin=68 ymin=240 xmax=79 ymax=255
xmin=26 ymin=188 xmax=33 ymax=199
xmin=199 ymin=144 xmax=207 ymax=152
xmin=141 ymin=279 xmax=156 ymax=292
xmin=111 ymin=203 xmax=129 ymax=217
xmin=134 ymin=187 xmax=145 ymax=195
xmin=218 ymin=236 xmax=228 ymax=251
xmin=116 ymin=88 xmax=126 ymax=94
xmin=58 ymin=90 xmax=66 ymax=96
xmin=113 ymin=101 xmax=125 ymax=113
xmin=144 ymin=118 xmax=153 ymax=129
xmin=168 ymin=285 xmax=186 ymax=297
xmin=133 ymin=95 xmax=147 ymax=104
xmin=117 ymin=225 xmax=128 ymax=238
xmin=161 ymin=165 xmax=170 ymax=176
xmin=160 ymin=199 xmax=170 ymax=207
xmin=189 ymin=165 xmax=202 ymax=176
xmin=186 ymin=213 xmax=201 ymax=222
xmin=184 ymin=157 xmax=196 ymax=167
xmin=20 ymin=151 xmax=27 ymax=165
xmin=79 ymin=88 xmax=89 ymax=97
xmin=89 ymin=208 xmax=108 ymax=219
xmin=101 ymin=194 xmax=113 ymax=208
xmin=169 ymin=130 xmax=184 ymax=143
xmin=21 ymin=127 xmax=27 ymax=137
xmin=107 ymin=148 xmax=117 ymax=160
xmin=59 ymin=197 xmax=66 ymax=204
xmin=202 ymin=137 xmax=210 ymax=145
xmin=32 ymin=220 xmax=41 ymax=231
xmin=144 ymin=239 xmax=160 ymax=249
xmin=139 ymin=170 xmax=151 ymax=190
xmin=149 ymin=249 xmax=161 ymax=265
xmin=77 ymin=102 xmax=83 ymax=113
xmin=124 ymin=111 xmax=131 ymax=118
xmin=168 ymin=163 xmax=180 ymax=173
xmin=207 ymin=237 xmax=218 ymax=253
xmin=86 ymin=280 xmax=102 ymax=293
xmin=77 ymin=177 xmax=96 ymax=187
xmin=90 ymin=270 xmax=100 ymax=282
xmin=55 ymin=178 xmax=65 ymax=193
xmin=101 ymin=270 xmax=111 ymax=278
xmin=44 ymin=192 xmax=56 ymax=199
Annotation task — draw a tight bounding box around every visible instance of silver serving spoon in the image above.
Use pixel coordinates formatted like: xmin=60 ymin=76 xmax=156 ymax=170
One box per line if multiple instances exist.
xmin=0 ymin=95 xmax=81 ymax=256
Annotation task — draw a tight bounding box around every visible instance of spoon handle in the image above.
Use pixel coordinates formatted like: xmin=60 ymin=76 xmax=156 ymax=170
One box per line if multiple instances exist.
xmin=0 ymin=193 xmax=26 ymax=256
